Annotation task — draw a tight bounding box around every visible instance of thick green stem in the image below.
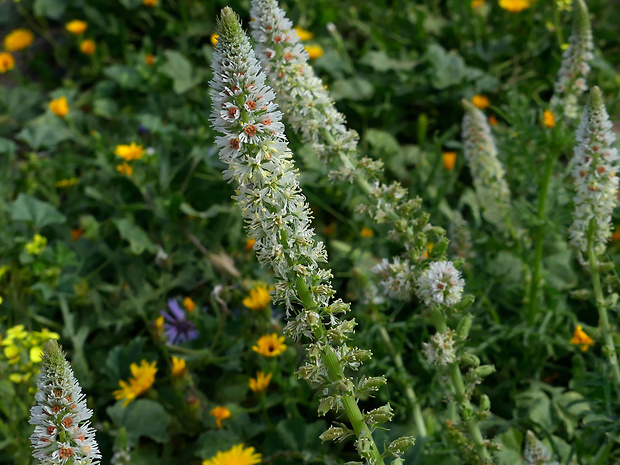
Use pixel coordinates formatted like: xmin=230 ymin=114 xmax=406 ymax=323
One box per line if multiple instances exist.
xmin=377 ymin=325 xmax=428 ymax=437
xmin=587 ymin=224 xmax=620 ymax=386
xmin=431 ymin=309 xmax=491 ymax=463
xmin=528 ymin=153 xmax=555 ymax=324
xmin=295 ymin=277 xmax=385 ymax=465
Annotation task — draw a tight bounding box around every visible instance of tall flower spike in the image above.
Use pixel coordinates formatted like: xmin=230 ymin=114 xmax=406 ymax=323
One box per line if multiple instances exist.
xmin=569 ymin=86 xmax=619 ymax=263
xmin=249 ymin=0 xmax=367 ymax=180
xmin=210 ymin=9 xmax=402 ymax=464
xmin=461 ymin=100 xmax=511 ymax=232
xmin=29 ymin=340 xmax=101 ymax=465
xmin=550 ymin=0 xmax=593 ymax=120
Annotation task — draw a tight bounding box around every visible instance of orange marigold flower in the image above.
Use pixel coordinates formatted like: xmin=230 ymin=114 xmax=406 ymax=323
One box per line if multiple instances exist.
xmin=443 ymin=152 xmax=457 ymax=171
xmin=183 ymin=297 xmax=196 ymax=312
xmin=245 ymin=238 xmax=256 ymax=251
xmin=70 ymin=229 xmax=84 ymax=241
xmin=80 ymin=39 xmax=96 ymax=55
xmin=49 ymin=97 xmax=69 ymax=117
xmin=116 ymin=163 xmax=133 ymax=177
xmin=570 ymin=325 xmax=594 ymax=352
xmin=4 ymin=29 xmax=34 ymax=52
xmin=471 ymin=0 xmax=485 ymax=8
xmin=145 ymin=53 xmax=155 ymax=65
xmin=210 ymin=406 xmax=231 ymax=428
xmin=499 ymin=0 xmax=531 ymax=12
xmin=305 ymin=44 xmax=324 ymax=59
xmin=543 ymin=109 xmax=555 ymax=128
xmin=488 ymin=115 xmax=498 ymax=126
xmin=0 ymin=52 xmax=15 ymax=73
xmin=471 ymin=95 xmax=490 ymax=109
xmin=143 ymin=0 xmax=157 ymax=6
xmin=360 ymin=227 xmax=374 ymax=238
xmin=65 ymin=20 xmax=88 ymax=35
xmin=612 ymin=227 xmax=620 ymax=243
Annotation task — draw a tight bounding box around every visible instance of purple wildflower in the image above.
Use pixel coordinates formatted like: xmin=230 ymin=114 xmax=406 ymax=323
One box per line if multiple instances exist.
xmin=160 ymin=299 xmax=199 ymax=344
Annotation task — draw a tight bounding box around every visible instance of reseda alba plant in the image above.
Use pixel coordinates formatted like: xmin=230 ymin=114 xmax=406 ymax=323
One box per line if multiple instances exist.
xmin=209 ymin=8 xmax=413 ymax=464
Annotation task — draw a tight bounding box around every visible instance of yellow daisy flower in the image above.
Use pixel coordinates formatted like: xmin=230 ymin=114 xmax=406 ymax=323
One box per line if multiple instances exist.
xmin=499 ymin=0 xmax=531 ymax=12
xmin=242 ymin=285 xmax=272 ymax=311
xmin=252 ymin=333 xmax=287 ymax=358
xmin=113 ymin=360 xmax=157 ymax=407
xmin=294 ymin=26 xmax=314 ymax=41
xmin=116 ymin=163 xmax=133 ymax=177
xmin=543 ymin=109 xmax=555 ymax=128
xmin=171 ymin=356 xmax=187 ymax=378
xmin=570 ymin=325 xmax=594 ymax=352
xmin=202 ymin=444 xmax=261 ymax=465
xmin=249 ymin=371 xmax=272 ymax=393
xmin=115 ymin=142 xmax=145 ymax=161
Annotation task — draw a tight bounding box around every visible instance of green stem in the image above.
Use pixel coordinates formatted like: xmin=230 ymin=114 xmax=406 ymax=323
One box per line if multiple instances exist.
xmin=528 ymin=153 xmax=555 ymax=324
xmin=295 ymin=277 xmax=385 ymax=465
xmin=431 ymin=309 xmax=491 ymax=463
xmin=377 ymin=325 xmax=427 ymax=437
xmin=587 ymin=223 xmax=620 ymax=386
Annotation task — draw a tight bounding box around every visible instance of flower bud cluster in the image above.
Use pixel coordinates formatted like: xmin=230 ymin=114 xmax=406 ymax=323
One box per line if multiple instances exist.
xmin=417 ymin=261 xmax=465 ymax=307
xmin=372 ymin=257 xmax=414 ymax=300
xmin=524 ymin=431 xmax=559 ymax=465
xmin=422 ymin=329 xmax=457 ymax=366
xmin=29 ymin=340 xmax=101 ymax=465
xmin=462 ymin=101 xmax=511 ymax=232
xmin=550 ymin=0 xmax=593 ymax=119
xmin=569 ymin=87 xmax=619 ymax=263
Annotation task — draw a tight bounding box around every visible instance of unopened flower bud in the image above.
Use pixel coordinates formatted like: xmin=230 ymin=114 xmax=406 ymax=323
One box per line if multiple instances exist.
xmin=456 ymin=314 xmax=474 ymax=340
xmin=472 ymin=364 xmax=496 ymax=379
xmin=460 ymin=353 xmax=480 ymax=367
xmin=480 ymin=394 xmax=491 ymax=412
xmin=366 ymin=403 xmax=394 ymax=425
xmin=388 ymin=436 xmax=415 ymax=456
xmin=319 ymin=425 xmax=346 ymax=442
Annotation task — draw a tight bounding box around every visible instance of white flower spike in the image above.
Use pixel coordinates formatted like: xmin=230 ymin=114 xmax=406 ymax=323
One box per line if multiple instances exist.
xmin=29 ymin=340 xmax=101 ymax=465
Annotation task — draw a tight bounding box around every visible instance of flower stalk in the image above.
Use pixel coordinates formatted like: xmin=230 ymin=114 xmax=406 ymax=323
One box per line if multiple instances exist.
xmin=209 ymin=9 xmax=412 ymax=463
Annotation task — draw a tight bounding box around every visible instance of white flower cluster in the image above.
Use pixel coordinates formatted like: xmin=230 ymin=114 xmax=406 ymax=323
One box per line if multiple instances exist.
xmin=422 ymin=329 xmax=456 ymax=366
xmin=249 ymin=0 xmax=363 ymax=175
xmin=372 ymin=257 xmax=414 ymax=300
xmin=417 ymin=260 xmax=465 ymax=307
xmin=550 ymin=0 xmax=593 ymax=119
xmin=523 ymin=431 xmax=559 ymax=465
xmin=209 ymin=8 xmax=334 ymax=313
xmin=29 ymin=340 xmax=101 ymax=465
xmin=569 ymin=87 xmax=619 ymax=263
xmin=462 ymin=101 xmax=511 ymax=232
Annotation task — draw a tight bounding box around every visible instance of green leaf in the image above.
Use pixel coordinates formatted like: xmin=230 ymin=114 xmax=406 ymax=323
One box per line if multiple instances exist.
xmin=119 ymin=0 xmax=143 ymax=9
xmin=8 ymin=194 xmax=66 ymax=228
xmin=161 ymin=50 xmax=201 ymax=94
xmin=495 ymin=428 xmax=524 ymax=465
xmin=107 ymin=399 xmax=171 ymax=445
xmin=425 ymin=43 xmax=466 ymax=89
xmin=195 ymin=430 xmax=241 ymax=459
xmin=113 ymin=218 xmax=157 ymax=255
xmin=330 ymin=78 xmax=374 ymax=101
xmin=17 ymin=118 xmax=73 ymax=150
xmin=0 ymin=137 xmax=17 ymax=155
xmin=93 ymin=98 xmax=119 ymax=119
xmin=33 ymin=0 xmax=66 ymax=19
xmin=104 ymin=65 xmax=142 ymax=89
